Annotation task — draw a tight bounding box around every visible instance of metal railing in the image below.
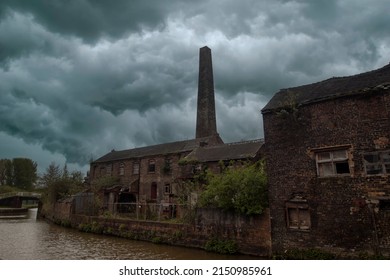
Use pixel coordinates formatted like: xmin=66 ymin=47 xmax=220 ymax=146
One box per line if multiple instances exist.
xmin=103 ymin=202 xmax=191 ymax=221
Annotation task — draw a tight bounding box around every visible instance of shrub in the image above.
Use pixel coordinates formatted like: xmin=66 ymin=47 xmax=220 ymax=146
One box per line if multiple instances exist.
xmin=204 ymin=238 xmax=237 ymax=254
xmin=200 ymin=160 xmax=268 ymax=215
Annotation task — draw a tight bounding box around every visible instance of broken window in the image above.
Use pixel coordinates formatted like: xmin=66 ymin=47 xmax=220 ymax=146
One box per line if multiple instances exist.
xmin=316 ymin=149 xmax=350 ymax=177
xmin=148 ymin=159 xmax=156 ymax=173
xmin=286 ymin=202 xmax=311 ymax=230
xmin=364 ymin=150 xmax=390 ymax=175
xmin=379 ymin=199 xmax=390 ymax=211
xmin=132 ymin=162 xmax=140 ymax=175
xmin=119 ymin=162 xmax=125 ymax=176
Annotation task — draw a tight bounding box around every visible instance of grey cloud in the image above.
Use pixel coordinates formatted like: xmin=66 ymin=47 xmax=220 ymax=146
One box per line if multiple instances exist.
xmin=1 ymin=0 xmax=390 ymax=171
xmin=0 ymin=0 xmax=207 ymax=43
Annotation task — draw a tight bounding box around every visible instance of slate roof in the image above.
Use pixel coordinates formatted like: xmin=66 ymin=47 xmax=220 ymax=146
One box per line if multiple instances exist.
xmin=185 ymin=139 xmax=264 ymax=162
xmin=262 ymin=63 xmax=390 ymax=112
xmin=93 ymin=139 xmax=197 ymax=163
xmin=92 ymin=135 xmax=223 ymax=163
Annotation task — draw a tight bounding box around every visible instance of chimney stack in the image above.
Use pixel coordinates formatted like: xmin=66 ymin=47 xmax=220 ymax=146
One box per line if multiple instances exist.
xmin=196 ymin=46 xmax=218 ymax=139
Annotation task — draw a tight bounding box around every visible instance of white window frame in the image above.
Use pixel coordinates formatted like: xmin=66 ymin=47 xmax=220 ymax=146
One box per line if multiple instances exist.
xmin=314 ymin=147 xmax=351 ymax=177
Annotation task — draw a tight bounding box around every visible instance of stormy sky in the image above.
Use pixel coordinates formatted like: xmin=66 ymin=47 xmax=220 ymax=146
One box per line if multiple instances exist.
xmin=1 ymin=0 xmax=389 ymax=175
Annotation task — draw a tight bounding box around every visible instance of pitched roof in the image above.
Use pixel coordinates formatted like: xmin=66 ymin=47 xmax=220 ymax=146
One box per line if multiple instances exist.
xmin=262 ymin=63 xmax=390 ymax=112
xmin=185 ymin=139 xmax=264 ymax=162
xmin=92 ymin=135 xmax=223 ymax=163
xmin=93 ymin=139 xmax=197 ymax=163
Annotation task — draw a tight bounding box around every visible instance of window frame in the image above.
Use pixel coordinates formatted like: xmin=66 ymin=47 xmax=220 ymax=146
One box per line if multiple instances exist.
xmin=132 ymin=162 xmax=140 ymax=175
xmin=286 ymin=202 xmax=311 ymax=231
xmin=364 ymin=150 xmax=390 ymax=175
xmin=313 ymin=146 xmax=351 ymax=177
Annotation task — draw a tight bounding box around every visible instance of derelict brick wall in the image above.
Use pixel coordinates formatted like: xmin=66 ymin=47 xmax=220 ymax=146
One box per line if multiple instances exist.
xmin=138 ymin=154 xmax=186 ymax=201
xmin=90 ymin=152 xmax=189 ymax=202
xmin=263 ymin=90 xmax=390 ymax=254
xmin=195 ymin=208 xmax=271 ymax=256
xmin=69 ymin=208 xmax=271 ymax=257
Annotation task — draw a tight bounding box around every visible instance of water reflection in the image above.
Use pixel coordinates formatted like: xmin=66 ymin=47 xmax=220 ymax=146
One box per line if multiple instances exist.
xmin=0 ymin=209 xmax=261 ymax=260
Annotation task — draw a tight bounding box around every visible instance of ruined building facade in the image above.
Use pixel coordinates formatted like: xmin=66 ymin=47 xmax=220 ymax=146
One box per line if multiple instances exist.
xmin=89 ymin=47 xmax=263 ymax=216
xmin=262 ymin=63 xmax=390 ymax=255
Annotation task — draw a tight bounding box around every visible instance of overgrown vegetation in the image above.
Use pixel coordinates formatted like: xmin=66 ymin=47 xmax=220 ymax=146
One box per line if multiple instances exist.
xmin=199 ymin=160 xmax=268 ymax=215
xmin=39 ymin=162 xmax=85 ymax=215
xmin=204 ymin=237 xmax=238 ymax=254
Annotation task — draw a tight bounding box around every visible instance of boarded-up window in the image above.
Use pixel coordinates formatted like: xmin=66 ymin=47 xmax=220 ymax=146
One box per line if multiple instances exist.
xmin=286 ymin=203 xmax=311 ymax=230
xmin=364 ymin=151 xmax=390 ymax=175
xmin=316 ymin=149 xmax=350 ymax=177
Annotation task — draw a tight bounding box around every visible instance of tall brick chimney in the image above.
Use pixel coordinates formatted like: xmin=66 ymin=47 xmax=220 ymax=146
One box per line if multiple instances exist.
xmin=196 ymin=46 xmax=218 ymax=139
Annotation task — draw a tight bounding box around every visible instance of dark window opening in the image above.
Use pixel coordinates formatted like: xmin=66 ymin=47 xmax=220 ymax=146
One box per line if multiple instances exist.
xmin=151 ymin=183 xmax=157 ymax=200
xmin=379 ymin=199 xmax=390 ymax=211
xmin=118 ymin=193 xmax=136 ymax=213
xmin=335 ymin=162 xmax=350 ymax=174
xmin=148 ymin=160 xmax=156 ymax=173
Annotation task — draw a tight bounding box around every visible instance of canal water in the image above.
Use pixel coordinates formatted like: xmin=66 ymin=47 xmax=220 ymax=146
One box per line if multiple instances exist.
xmin=0 ymin=209 xmax=260 ymax=260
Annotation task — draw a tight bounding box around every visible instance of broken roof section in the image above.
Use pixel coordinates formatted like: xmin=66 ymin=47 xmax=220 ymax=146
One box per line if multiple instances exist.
xmin=92 ymin=135 xmax=223 ymax=163
xmin=262 ymin=63 xmax=390 ymax=113
xmin=184 ymin=139 xmax=264 ymax=163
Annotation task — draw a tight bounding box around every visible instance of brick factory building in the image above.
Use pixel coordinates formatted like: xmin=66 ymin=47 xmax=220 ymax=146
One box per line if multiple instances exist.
xmin=262 ymin=63 xmax=390 ymax=256
xmin=89 ymin=47 xmax=263 ymax=217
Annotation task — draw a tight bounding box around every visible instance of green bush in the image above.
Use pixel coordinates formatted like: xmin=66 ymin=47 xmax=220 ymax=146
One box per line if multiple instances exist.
xmin=204 ymin=238 xmax=237 ymax=254
xmin=152 ymin=237 xmax=163 ymax=244
xmin=200 ymin=160 xmax=268 ymax=215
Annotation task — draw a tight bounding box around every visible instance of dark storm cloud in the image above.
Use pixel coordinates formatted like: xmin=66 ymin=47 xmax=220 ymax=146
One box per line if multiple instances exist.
xmin=0 ymin=0 xmax=200 ymax=43
xmin=0 ymin=0 xmax=389 ymax=172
